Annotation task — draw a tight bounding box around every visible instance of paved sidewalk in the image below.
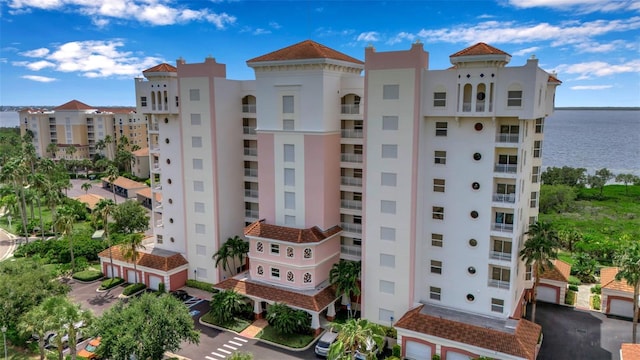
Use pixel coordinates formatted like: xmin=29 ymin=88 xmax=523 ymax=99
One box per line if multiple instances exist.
xmin=576 ymin=284 xmax=594 ymax=310
xmin=239 ymin=319 xmax=269 ymax=338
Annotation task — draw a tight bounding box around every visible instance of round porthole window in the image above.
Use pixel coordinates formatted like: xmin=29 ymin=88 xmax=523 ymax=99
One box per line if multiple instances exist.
xmin=469 ymin=238 xmax=478 ymax=247
xmin=165 ymin=138 xmax=170 ymax=144
xmin=164 ymin=118 xmax=169 ymax=124
xmin=477 ymin=92 xmax=486 ymax=101
xmin=474 ymin=122 xmax=484 ymax=131
xmin=472 ymin=182 xmax=480 ymax=190
xmin=470 ymin=211 xmax=479 ymax=219
xmin=166 ymin=158 xmax=171 ymax=165
xmin=468 ymin=266 xmax=476 ymax=275
xmin=467 ymin=294 xmax=475 ymax=302
xmin=167 ymin=178 xmax=172 ymax=185
xmin=170 ymin=237 xmax=175 ymax=243
xmin=169 ymin=218 xmax=174 ymax=224
xmin=473 ymin=152 xmax=482 ymax=161
xmin=168 ymin=198 xmax=173 ymax=204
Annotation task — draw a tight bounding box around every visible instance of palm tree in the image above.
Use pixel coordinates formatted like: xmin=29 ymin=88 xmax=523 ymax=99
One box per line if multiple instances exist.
xmin=55 ymin=208 xmax=78 ymax=275
xmin=122 ymin=233 xmax=145 ymax=283
xmin=614 ymin=239 xmax=640 ymax=343
xmin=29 ymin=172 xmax=48 ymax=240
xmin=95 ymin=139 xmax=106 ymax=157
xmin=65 ymin=145 xmax=77 ymax=160
xmin=0 ymin=156 xmax=30 ymax=242
xmin=330 ymin=260 xmax=361 ymax=317
xmin=212 ymin=242 xmax=233 ymax=275
xmin=519 ymin=220 xmax=560 ymax=323
xmin=81 ymin=182 xmax=92 ymax=194
xmin=19 ymin=301 xmax=56 ymax=360
xmin=46 ymin=142 xmax=58 ymax=158
xmin=227 ymin=235 xmax=250 ymax=274
xmin=94 ymin=199 xmax=117 ymax=278
xmin=103 ymin=135 xmax=114 ymax=159
xmin=265 ymin=302 xmax=310 ymax=335
xmin=210 ymin=289 xmax=246 ymax=325
xmin=327 ymin=318 xmax=386 ymax=360
xmin=46 ymin=296 xmax=93 ymax=360
xmin=105 ymin=164 xmax=119 ymax=202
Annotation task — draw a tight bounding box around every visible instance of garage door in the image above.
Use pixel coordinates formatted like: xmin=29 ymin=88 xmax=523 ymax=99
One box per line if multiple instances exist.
xmin=537 ymin=285 xmax=558 ymax=304
xmin=610 ymin=299 xmax=634 ymax=318
xmin=405 ymin=341 xmax=431 ymax=360
xmin=106 ymin=265 xmax=119 ymax=278
xmin=446 ymin=351 xmax=473 ymax=360
xmin=149 ymin=275 xmax=162 ymax=291
xmin=127 ymin=269 xmax=137 ymax=283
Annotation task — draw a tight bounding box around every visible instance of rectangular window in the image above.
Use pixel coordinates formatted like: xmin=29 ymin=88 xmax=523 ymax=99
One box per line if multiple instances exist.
xmin=532 ymin=166 xmax=540 ymax=183
xmin=196 ymin=267 xmax=207 ymax=279
xmin=284 ymin=168 xmax=295 ymax=186
xmin=432 ymin=206 xmax=444 ymax=220
xmin=381 ymin=172 xmax=397 ymax=187
xmin=507 ymin=90 xmax=522 ymax=107
xmin=271 ymin=267 xmax=280 ymax=278
xmin=282 ymin=95 xmax=294 ymax=113
xmin=433 ymin=178 xmax=445 ymax=192
xmin=433 ymin=92 xmax=446 ymax=107
xmin=382 ymin=84 xmax=399 ymax=100
xmin=284 ymin=215 xmax=296 ymax=225
xmin=490 ymin=266 xmax=511 ymax=289
xmin=430 ymin=286 xmax=441 ymax=301
xmin=379 ymin=308 xmax=394 ymax=323
xmin=382 ymin=116 xmax=399 ymax=130
xmin=535 ymin=118 xmax=544 ymax=134
xmin=380 ymin=254 xmax=396 ymax=268
xmin=192 ymin=136 xmax=202 ymax=148
xmin=284 ymin=192 xmax=295 ymax=209
xmin=196 ymin=245 xmax=206 ymax=256
xmin=525 ymin=264 xmax=533 ymax=280
xmin=381 ymin=144 xmax=398 ymax=159
xmin=380 ymin=227 xmax=396 ymax=241
xmin=157 ymin=235 xmax=163 ymax=244
xmin=140 ymin=96 xmax=147 ymax=107
xmin=435 ymin=122 xmax=447 ymax=136
xmin=270 ymin=244 xmax=280 ymax=255
xmin=189 ymin=89 xmax=200 ymax=101
xmin=430 ymin=260 xmax=442 ymax=274
xmin=533 ymin=140 xmax=542 ymax=158
xmin=195 ymin=223 xmax=205 ymax=234
xmin=379 ymin=280 xmax=395 ymax=294
xmin=194 ymin=202 xmax=205 ymax=213
xmin=381 ymin=200 xmax=396 ymax=214
xmin=431 ymin=233 xmax=443 ymax=247
xmin=492 ymin=239 xmax=512 ymax=261
xmin=193 ymin=158 xmax=203 ymax=170
xmin=282 ymin=119 xmax=294 ymax=130
xmin=284 ymin=144 xmax=295 ymax=162
xmin=434 ymin=151 xmax=446 ymax=164
xmin=193 ymin=180 xmax=204 ymax=192
xmin=530 ymin=191 xmax=539 ymax=208
xmin=491 ymin=298 xmax=504 ymax=313
xmin=190 ymin=114 xmax=201 ymax=125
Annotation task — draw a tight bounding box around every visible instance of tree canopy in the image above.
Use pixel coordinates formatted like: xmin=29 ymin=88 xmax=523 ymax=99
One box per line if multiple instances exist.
xmin=112 ymin=200 xmax=149 ymax=234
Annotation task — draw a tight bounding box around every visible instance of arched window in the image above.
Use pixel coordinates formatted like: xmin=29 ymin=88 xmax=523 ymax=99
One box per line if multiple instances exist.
xmin=256 ymin=242 xmax=264 ymax=253
xmin=303 ymin=248 xmax=312 ymax=259
xmin=462 ymin=84 xmax=472 ymax=112
xmin=257 ymin=265 xmax=264 ymax=276
xmin=286 ymin=247 xmax=294 ymax=258
xmin=303 ymin=272 xmax=312 ymax=283
xmin=287 ymin=271 xmax=294 ymax=282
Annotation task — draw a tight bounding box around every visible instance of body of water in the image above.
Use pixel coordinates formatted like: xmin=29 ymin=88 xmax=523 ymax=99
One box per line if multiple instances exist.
xmin=2 ymin=109 xmax=639 ymax=175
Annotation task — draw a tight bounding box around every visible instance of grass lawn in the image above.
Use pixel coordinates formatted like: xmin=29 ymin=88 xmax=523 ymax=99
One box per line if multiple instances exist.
xmin=256 ymin=325 xmax=315 ymax=349
xmin=0 ymin=205 xmax=93 ymax=236
xmin=557 ymin=251 xmax=575 ymax=265
xmin=200 ymin=312 xmax=251 ymax=333
xmin=0 ymin=344 xmax=40 ymax=360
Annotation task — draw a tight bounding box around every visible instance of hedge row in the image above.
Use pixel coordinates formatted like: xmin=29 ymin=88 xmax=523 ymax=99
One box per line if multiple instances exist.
xmin=73 ymin=270 xmax=103 ymax=282
xmin=100 ymin=277 xmax=124 ymax=290
xmin=123 ymin=283 xmax=146 ymax=296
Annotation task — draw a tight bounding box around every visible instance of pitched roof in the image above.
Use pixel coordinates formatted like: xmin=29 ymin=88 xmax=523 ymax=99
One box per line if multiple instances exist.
xmin=548 ymin=74 xmax=562 ymax=84
xmin=143 ymin=63 xmax=177 ymax=73
xmin=247 ymin=40 xmax=364 ymax=65
xmin=102 ymin=176 xmax=148 ymax=190
xmin=450 ymin=42 xmax=510 ymax=57
xmin=540 ymin=259 xmax=571 ymax=282
xmin=73 ymin=193 xmax=104 ymax=210
xmin=601 ymin=267 xmax=635 ymax=293
xmin=622 ymin=343 xmax=640 ymax=360
xmin=214 ymin=277 xmax=338 ymax=312
xmin=136 ymin=187 xmax=161 ymax=202
xmin=244 ymin=220 xmax=342 ymax=244
xmin=98 ymin=244 xmax=188 ymax=271
xmin=54 ymin=100 xmax=94 ymax=111
xmin=132 ymin=147 xmax=149 ymax=156
xmin=395 ymin=305 xmax=541 ymax=360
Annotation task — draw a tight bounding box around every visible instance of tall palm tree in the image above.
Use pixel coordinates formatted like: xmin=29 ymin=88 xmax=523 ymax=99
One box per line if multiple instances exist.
xmin=614 ymin=239 xmax=640 ymax=343
xmin=122 ymin=233 xmax=145 ymax=283
xmin=105 ymin=164 xmax=119 ymax=202
xmin=94 ymin=199 xmax=117 ymax=278
xmin=212 ymin=242 xmax=232 ymax=275
xmin=519 ymin=220 xmax=560 ymax=323
xmin=65 ymin=145 xmax=77 ymax=160
xmin=29 ymin=172 xmax=49 ymax=240
xmin=55 ymin=208 xmax=78 ymax=275
xmin=0 ymin=156 xmax=30 ymax=242
xmin=103 ymin=135 xmax=114 ymax=159
xmin=46 ymin=142 xmax=58 ymax=159
xmin=19 ymin=301 xmax=56 ymax=360
xmin=330 ymin=260 xmax=361 ymax=317
xmin=81 ymin=182 xmax=92 ymax=194
xmin=327 ymin=318 xmax=386 ymax=360
xmin=227 ymin=235 xmax=250 ymax=274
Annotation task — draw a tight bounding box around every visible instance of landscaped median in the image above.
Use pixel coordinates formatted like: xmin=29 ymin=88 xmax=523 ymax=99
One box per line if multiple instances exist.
xmin=72 ymin=269 xmax=104 ymax=282
xmin=98 ymin=277 xmax=124 ymax=292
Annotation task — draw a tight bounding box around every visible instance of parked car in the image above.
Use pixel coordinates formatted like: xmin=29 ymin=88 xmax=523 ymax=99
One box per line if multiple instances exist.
xmin=47 ymin=321 xmax=85 ymax=348
xmin=315 ymin=331 xmax=339 ymax=357
xmin=170 ymin=289 xmax=190 ymax=301
xmin=78 ymin=337 xmax=101 ymax=359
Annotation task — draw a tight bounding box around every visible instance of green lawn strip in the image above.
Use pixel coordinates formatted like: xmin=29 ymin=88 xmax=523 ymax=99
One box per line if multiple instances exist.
xmin=200 ymin=312 xmax=251 ymax=333
xmin=255 ymin=325 xmax=315 ymax=348
xmin=557 ymin=251 xmax=574 ymax=265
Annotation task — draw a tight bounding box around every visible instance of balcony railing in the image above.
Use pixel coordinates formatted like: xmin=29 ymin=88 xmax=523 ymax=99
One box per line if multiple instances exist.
xmin=155 ymin=220 xmax=163 ymax=228
xmin=341 ymin=244 xmax=362 ymax=259
xmin=155 ymin=202 xmax=163 ymax=210
xmin=242 ymin=104 xmax=257 ymax=113
xmin=243 ymin=126 xmax=257 ymax=135
xmin=492 ymin=223 xmax=514 ymax=233
xmin=492 ymin=193 xmax=516 ymax=203
xmin=341 ymin=129 xmax=364 ymax=138
xmin=153 ymin=184 xmax=162 ymax=190
xmin=490 ymin=251 xmax=512 ymax=261
xmin=340 ymin=199 xmax=362 ymax=210
xmin=245 ymin=209 xmax=259 ymax=218
xmin=341 ymin=104 xmax=360 ymax=114
xmin=244 ymin=148 xmax=258 ymax=156
xmin=244 ymin=189 xmax=258 ymax=198
xmin=462 ymin=102 xmax=472 ymax=112
xmin=341 ymin=153 xmax=363 ymax=163
xmin=244 ymin=168 xmax=258 ymax=177
xmin=496 ymin=133 xmax=519 ymax=143
xmin=150 ymin=123 xmax=159 ymax=131
xmin=341 ymin=176 xmax=362 ymax=187
xmin=488 ymin=279 xmax=510 ymax=290
xmin=340 ymin=222 xmax=362 ymax=234
xmin=494 ymin=164 xmax=517 ymax=173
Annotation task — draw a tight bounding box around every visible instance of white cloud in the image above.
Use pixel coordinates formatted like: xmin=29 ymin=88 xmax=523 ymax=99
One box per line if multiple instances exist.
xmin=22 ymin=75 xmax=57 ymax=82
xmin=92 ymin=18 xmax=110 ymax=27
xmin=315 ymin=27 xmax=355 ymax=38
xmin=357 ymin=31 xmax=380 ymax=42
xmin=387 ymin=32 xmax=416 ymax=45
xmin=570 ymin=85 xmax=613 ymax=90
xmin=512 ymin=46 xmax=541 ymax=56
xmin=20 ymin=48 xmax=50 ymax=57
xmin=269 ymin=21 xmax=281 ymax=29
xmin=555 ymin=59 xmax=640 ymax=79
xmin=253 ymin=28 xmax=271 ymax=35
xmin=15 ymin=60 xmax=56 ymax=70
xmin=507 ymin=0 xmax=638 ymax=13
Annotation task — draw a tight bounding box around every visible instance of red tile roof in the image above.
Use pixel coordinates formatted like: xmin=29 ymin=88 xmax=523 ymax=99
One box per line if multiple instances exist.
xmin=601 ymin=267 xmax=635 ymax=293
xmin=622 ymin=343 xmax=640 ymax=360
xmin=136 ymin=187 xmax=161 ymax=202
xmin=98 ymin=244 xmax=188 ymax=271
xmin=395 ymin=305 xmax=541 ymax=360
xmin=548 ymin=74 xmax=562 ymax=84
xmin=74 ymin=193 xmax=104 ymax=210
xmin=143 ymin=63 xmax=177 ymax=73
xmin=247 ymin=40 xmax=364 ymax=65
xmin=450 ymin=42 xmax=510 ymax=57
xmin=54 ymin=100 xmax=94 ymax=111
xmin=214 ymin=277 xmax=338 ymax=312
xmin=102 ymin=176 xmax=148 ymax=190
xmin=244 ymin=220 xmax=342 ymax=244
xmin=132 ymin=147 xmax=149 ymax=156
xmin=540 ymin=259 xmax=571 ymax=282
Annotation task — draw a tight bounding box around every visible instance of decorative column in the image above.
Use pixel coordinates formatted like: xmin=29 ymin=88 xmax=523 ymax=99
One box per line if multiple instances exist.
xmin=253 ymin=300 xmax=263 ymax=319
xmin=326 ymin=302 xmax=336 ymax=322
xmin=311 ymin=312 xmax=322 ymax=336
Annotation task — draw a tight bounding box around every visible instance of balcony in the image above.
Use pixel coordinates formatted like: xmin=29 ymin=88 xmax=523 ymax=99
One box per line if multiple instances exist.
xmin=242 ymin=104 xmax=257 ymax=113
xmin=149 ymin=123 xmax=159 ymax=132
xmin=153 ymin=184 xmax=162 ymax=190
xmin=243 ymin=126 xmax=257 ymax=135
xmin=244 ymin=148 xmax=258 ymax=156
xmin=341 ymin=244 xmax=362 ymax=260
xmin=492 ymin=193 xmax=516 ymax=203
xmin=490 ymin=251 xmax=512 ymax=261
xmin=488 ymin=279 xmax=510 ymax=290
xmin=155 ymin=220 xmax=163 ymax=228
xmin=152 ymin=163 xmax=161 ymax=171
xmin=496 ymin=134 xmax=519 ymax=143
xmin=341 ymin=176 xmax=362 ymax=187
xmin=492 ymin=223 xmax=514 ymax=233
xmin=341 ymin=104 xmax=360 ymax=115
xmin=244 ymin=189 xmax=258 ymax=198
xmin=340 ymin=222 xmax=362 ymax=234
xmin=340 ymin=199 xmax=362 ymax=210
xmin=341 ymin=153 xmax=363 ymax=163
xmin=155 ymin=202 xmax=163 ymax=210
xmin=341 ymin=129 xmax=363 ymax=138
xmin=494 ymin=164 xmax=517 ymax=174
xmin=244 ymin=168 xmax=258 ymax=178
xmin=245 ymin=209 xmax=259 ymax=219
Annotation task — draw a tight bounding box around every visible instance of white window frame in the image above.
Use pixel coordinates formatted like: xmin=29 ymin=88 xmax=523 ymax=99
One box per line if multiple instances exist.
xmin=270 ymin=267 xmax=280 ymax=279
xmin=431 ymin=233 xmax=443 ymax=247
xmin=433 ymin=178 xmax=445 ymax=192
xmin=432 ymin=206 xmax=444 ymax=220
xmin=434 ymin=150 xmax=446 ymax=164
xmin=430 ymin=286 xmax=441 ymax=301
xmin=433 ymin=92 xmax=446 ymax=107
xmin=435 ymin=122 xmax=447 ymax=136
xmin=270 ymin=243 xmax=280 ymax=255
xmin=491 ymin=298 xmax=504 ymax=313
xmin=430 ymin=260 xmax=442 ymax=274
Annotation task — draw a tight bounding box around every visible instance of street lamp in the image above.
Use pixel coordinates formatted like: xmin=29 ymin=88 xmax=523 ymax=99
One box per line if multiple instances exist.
xmin=2 ymin=325 xmax=7 ymax=360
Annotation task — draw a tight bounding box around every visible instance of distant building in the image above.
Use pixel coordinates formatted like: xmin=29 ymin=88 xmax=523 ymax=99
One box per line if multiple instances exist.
xmin=131 ymin=147 xmax=150 ymax=178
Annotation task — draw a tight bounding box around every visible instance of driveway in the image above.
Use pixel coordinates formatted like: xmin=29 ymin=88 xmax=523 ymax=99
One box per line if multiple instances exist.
xmin=67 ymin=278 xmax=124 ymax=317
xmin=534 ymin=302 xmax=633 ymax=360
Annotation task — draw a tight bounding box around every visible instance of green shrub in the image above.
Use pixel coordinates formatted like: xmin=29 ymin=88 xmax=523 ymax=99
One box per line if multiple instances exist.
xmin=592 ymin=294 xmax=601 ymax=310
xmin=100 ymin=277 xmax=124 ymax=290
xmin=565 ymin=290 xmax=576 ymax=305
xmin=186 ymin=279 xmax=216 ymax=293
xmin=72 ymin=269 xmax=103 ymax=282
xmin=158 ymin=282 xmax=166 ymax=293
xmin=432 ymin=355 xmax=441 ymax=360
xmin=568 ymin=276 xmax=581 ymax=286
xmin=590 ymin=284 xmax=601 ymax=294
xmin=568 ymin=284 xmax=579 ymax=292
xmin=383 ymin=325 xmax=397 ymax=339
xmin=123 ymin=283 xmax=146 ymax=296
xmin=392 ymin=344 xmax=401 ymax=357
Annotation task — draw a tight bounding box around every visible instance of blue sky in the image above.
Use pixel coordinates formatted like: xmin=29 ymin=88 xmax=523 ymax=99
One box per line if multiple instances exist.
xmin=1 ymin=0 xmax=639 ymax=107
